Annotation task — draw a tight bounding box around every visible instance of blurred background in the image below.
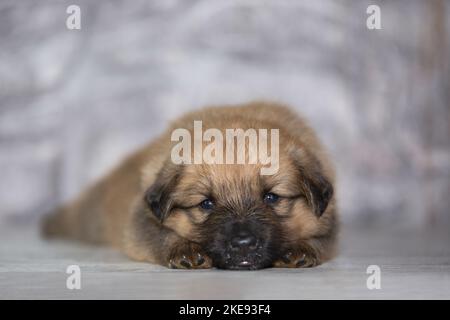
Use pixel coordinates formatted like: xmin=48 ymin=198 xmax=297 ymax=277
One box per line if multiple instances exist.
xmin=0 ymin=0 xmax=449 ymax=230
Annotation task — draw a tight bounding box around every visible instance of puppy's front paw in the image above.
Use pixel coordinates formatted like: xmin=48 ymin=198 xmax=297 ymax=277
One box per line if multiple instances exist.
xmin=167 ymin=242 xmax=212 ymax=269
xmin=274 ymin=249 xmax=319 ymax=268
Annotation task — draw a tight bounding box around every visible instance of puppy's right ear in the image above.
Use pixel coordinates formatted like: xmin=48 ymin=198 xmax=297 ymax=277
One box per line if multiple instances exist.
xmin=144 ymin=162 xmax=182 ymax=222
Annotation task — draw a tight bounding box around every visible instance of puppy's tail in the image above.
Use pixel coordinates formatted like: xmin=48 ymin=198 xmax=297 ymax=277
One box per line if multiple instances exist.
xmin=40 ymin=197 xmax=105 ymax=244
xmin=40 ymin=206 xmax=70 ymax=239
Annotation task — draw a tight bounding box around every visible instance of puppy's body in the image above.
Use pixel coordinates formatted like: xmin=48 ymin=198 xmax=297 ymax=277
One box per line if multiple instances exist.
xmin=43 ymin=102 xmax=338 ymax=269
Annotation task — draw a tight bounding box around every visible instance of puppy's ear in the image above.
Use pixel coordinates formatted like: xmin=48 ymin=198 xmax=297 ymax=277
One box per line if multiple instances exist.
xmin=144 ymin=162 xmax=182 ymax=222
xmin=300 ymin=168 xmax=333 ymax=216
xmin=291 ymin=150 xmax=334 ymax=217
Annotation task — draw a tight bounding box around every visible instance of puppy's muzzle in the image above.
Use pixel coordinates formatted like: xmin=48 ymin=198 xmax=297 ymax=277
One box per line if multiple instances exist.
xmin=228 ymin=231 xmax=260 ymax=268
xmin=205 ymin=219 xmax=274 ymax=270
xmin=229 ymin=231 xmax=258 ymax=251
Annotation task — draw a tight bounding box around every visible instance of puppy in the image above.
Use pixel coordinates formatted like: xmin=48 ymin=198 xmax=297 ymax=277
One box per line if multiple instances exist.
xmin=42 ymin=101 xmax=338 ymax=270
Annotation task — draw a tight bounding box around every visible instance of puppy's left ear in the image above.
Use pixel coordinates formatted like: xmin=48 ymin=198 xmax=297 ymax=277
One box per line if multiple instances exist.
xmin=292 ymin=150 xmax=334 ymax=217
xmin=300 ymin=169 xmax=333 ymax=217
xmin=144 ymin=161 xmax=182 ymax=222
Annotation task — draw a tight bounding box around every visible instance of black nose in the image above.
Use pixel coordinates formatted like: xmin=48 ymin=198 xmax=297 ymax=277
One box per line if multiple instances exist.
xmin=230 ymin=232 xmax=258 ymax=250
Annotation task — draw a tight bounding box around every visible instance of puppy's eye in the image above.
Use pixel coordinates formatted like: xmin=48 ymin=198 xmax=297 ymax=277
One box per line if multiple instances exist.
xmin=199 ymin=199 xmax=215 ymax=210
xmin=263 ymin=192 xmax=279 ymax=204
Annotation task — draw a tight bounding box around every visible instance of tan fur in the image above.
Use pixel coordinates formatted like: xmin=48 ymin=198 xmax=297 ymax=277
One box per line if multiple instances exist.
xmin=42 ymin=101 xmax=338 ymax=269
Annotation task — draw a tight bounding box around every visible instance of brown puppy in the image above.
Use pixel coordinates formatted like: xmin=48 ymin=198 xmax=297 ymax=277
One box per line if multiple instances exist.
xmin=42 ymin=101 xmax=338 ymax=270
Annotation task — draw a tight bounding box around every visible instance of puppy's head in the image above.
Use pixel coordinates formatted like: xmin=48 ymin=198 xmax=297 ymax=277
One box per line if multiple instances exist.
xmin=145 ymin=149 xmax=334 ymax=270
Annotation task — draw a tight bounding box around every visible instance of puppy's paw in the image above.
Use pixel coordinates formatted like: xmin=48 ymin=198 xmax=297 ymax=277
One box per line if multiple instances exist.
xmin=273 ymin=249 xmax=319 ymax=268
xmin=167 ymin=242 xmax=212 ymax=269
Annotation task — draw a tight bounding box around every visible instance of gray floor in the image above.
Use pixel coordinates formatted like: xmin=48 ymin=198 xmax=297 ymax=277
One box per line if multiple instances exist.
xmin=0 ymin=222 xmax=449 ymax=299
